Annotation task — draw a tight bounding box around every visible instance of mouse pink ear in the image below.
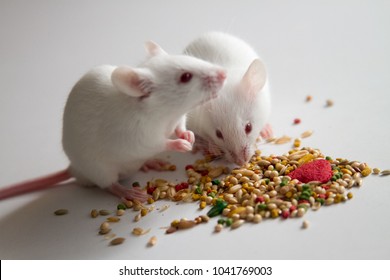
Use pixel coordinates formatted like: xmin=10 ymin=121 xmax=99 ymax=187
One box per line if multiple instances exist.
xmin=145 ymin=41 xmax=168 ymax=56
xmin=240 ymin=59 xmax=267 ymax=99
xmin=111 ymin=66 xmax=153 ymax=97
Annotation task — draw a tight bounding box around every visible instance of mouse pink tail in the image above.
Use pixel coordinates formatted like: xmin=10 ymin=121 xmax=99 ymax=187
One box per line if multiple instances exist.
xmin=0 ymin=169 xmax=72 ymax=200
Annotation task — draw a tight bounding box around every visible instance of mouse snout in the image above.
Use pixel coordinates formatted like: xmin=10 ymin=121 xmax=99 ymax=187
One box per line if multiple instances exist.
xmin=204 ymin=69 xmax=226 ymax=92
xmin=229 ymin=146 xmax=250 ymax=166
xmin=216 ymin=70 xmax=226 ymax=83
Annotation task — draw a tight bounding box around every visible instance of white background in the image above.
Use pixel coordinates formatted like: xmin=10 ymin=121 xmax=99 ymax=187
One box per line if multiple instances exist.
xmin=0 ymin=0 xmax=389 ymax=260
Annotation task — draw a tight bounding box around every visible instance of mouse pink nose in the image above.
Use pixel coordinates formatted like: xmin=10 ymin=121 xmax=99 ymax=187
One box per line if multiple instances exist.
xmin=216 ymin=70 xmax=226 ymax=82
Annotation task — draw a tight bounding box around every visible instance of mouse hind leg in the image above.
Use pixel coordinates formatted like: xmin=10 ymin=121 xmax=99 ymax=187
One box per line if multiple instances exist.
xmin=109 ymin=182 xmax=150 ymax=202
xmin=71 ymin=164 xmax=150 ymax=202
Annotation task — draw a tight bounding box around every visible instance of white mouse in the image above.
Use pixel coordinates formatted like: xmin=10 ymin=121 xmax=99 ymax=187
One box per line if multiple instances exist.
xmin=184 ymin=32 xmax=272 ymax=166
xmin=0 ymin=41 xmax=226 ymax=201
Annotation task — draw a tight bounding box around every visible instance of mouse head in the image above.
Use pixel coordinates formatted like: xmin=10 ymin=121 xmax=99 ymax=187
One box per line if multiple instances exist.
xmin=205 ymin=59 xmax=270 ymax=166
xmin=111 ymin=41 xmax=226 ymax=115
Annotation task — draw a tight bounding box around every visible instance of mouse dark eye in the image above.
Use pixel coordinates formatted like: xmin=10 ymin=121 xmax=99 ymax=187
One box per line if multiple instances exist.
xmin=245 ymin=123 xmax=252 ymax=135
xmin=216 ymin=129 xmax=224 ymax=140
xmin=180 ymin=72 xmax=193 ymax=83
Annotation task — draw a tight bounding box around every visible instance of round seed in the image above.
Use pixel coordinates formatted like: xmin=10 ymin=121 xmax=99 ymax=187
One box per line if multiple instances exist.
xmin=141 ymin=208 xmax=149 ymax=217
xmin=100 ymin=222 xmax=110 ymax=230
xmin=325 ymin=99 xmax=334 ymax=107
xmin=90 ymin=209 xmax=99 ymax=218
xmin=297 ymin=207 xmax=306 ymax=217
xmin=253 ymin=214 xmax=262 ymax=223
xmin=302 ymin=220 xmax=309 ymax=229
xmin=214 ymin=224 xmax=223 ymax=232
xmin=200 ymin=215 xmax=210 ymax=223
xmin=148 ymin=236 xmax=157 ymax=247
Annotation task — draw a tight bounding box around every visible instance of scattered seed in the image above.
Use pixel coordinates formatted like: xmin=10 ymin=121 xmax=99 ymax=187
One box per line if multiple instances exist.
xmin=380 ymin=170 xmax=390 ymax=176
xmin=231 ymin=219 xmax=245 ymax=229
xmin=148 ymin=236 xmax=157 ymax=247
xmin=301 ymin=130 xmax=313 ymax=138
xmin=306 ymin=95 xmax=312 ymax=102
xmin=361 ymin=167 xmax=372 ymax=177
xmin=116 ymin=209 xmax=125 ymax=216
xmin=159 ymin=204 xmax=170 ymax=212
xmin=100 ymin=221 xmax=110 ymax=230
xmin=132 ymin=227 xmax=151 ymax=236
xmin=123 ymin=200 xmax=133 ymax=208
xmin=200 ymin=215 xmax=210 ymax=223
xmin=302 ymin=220 xmax=309 ymax=229
xmin=326 ymin=99 xmax=334 ymax=107
xmin=90 ymin=209 xmax=99 ymax=218
xmin=275 ymin=135 xmax=292 ymax=144
xmin=177 ymin=219 xmax=196 ymax=229
xmin=54 ymin=209 xmax=68 ymax=216
xmin=134 ymin=213 xmax=141 ymax=222
xmin=141 ymin=208 xmax=149 ymax=217
xmin=373 ymin=168 xmax=381 ymax=175
xmin=293 ymin=138 xmax=301 ymax=148
xmin=165 ymin=227 xmax=177 ymax=234
xmin=99 ymin=228 xmax=111 ymax=235
xmin=110 ymin=237 xmax=125 ymax=246
xmin=107 ymin=216 xmax=120 ymax=223
xmin=104 ymin=233 xmax=116 ymax=240
xmin=214 ymin=224 xmax=223 ymax=232
xmin=99 ymin=209 xmax=111 ymax=216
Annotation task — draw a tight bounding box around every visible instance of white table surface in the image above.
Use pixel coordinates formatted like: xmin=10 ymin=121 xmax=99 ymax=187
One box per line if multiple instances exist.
xmin=0 ymin=0 xmax=389 ymax=260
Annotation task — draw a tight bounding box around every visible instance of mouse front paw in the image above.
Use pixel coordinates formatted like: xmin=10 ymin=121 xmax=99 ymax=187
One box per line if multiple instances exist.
xmin=175 ymin=129 xmax=195 ymax=145
xmin=166 ymin=139 xmax=193 ymax=152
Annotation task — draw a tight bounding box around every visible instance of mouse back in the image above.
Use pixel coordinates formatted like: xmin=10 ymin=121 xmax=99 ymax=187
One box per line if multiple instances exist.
xmin=62 ymin=41 xmax=226 ymax=188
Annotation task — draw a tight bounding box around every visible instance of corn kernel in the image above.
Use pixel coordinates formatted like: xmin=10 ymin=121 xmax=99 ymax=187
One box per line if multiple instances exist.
xmin=141 ymin=208 xmax=148 ymax=216
xmin=271 ymin=208 xmax=280 ymax=218
xmin=361 ymin=167 xmax=372 ymax=177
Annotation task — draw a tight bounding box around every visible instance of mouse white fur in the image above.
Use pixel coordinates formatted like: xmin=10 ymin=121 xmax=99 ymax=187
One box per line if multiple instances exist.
xmin=184 ymin=32 xmax=272 ymax=166
xmin=0 ymin=41 xmax=226 ymax=201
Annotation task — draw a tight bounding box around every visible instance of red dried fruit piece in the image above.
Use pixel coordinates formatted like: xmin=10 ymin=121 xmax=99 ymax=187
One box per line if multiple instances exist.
xmin=185 ymin=165 xmax=194 ymax=170
xmin=175 ymin=182 xmax=189 ymax=192
xmin=146 ymin=185 xmax=156 ymax=195
xmin=289 ymin=159 xmax=332 ymax=183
